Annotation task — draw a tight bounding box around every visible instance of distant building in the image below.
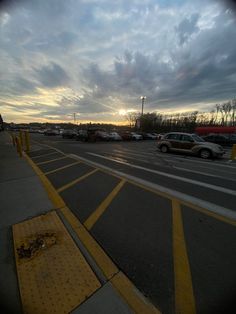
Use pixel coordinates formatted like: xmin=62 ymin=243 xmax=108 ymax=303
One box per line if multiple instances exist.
xmin=195 ymin=126 xmax=236 ymax=136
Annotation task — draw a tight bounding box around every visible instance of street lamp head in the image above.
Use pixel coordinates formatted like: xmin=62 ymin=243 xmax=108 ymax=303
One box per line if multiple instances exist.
xmin=140 ymin=96 xmax=146 ymax=100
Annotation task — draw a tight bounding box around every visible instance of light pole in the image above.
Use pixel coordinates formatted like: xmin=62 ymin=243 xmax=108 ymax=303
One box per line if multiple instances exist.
xmin=140 ymin=96 xmax=146 ymax=116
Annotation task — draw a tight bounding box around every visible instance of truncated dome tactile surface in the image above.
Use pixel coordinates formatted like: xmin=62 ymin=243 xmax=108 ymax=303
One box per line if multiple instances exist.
xmin=13 ymin=211 xmax=101 ymax=314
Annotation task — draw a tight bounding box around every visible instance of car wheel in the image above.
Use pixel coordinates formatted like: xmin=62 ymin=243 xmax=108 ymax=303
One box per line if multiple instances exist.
xmin=199 ymin=149 xmax=211 ymax=159
xmin=160 ymin=145 xmax=168 ymax=153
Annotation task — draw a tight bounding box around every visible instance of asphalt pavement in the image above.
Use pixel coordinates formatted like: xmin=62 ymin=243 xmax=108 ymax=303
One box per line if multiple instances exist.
xmin=29 ymin=134 xmax=236 ymax=314
xmin=1 ymin=132 xmax=160 ymax=314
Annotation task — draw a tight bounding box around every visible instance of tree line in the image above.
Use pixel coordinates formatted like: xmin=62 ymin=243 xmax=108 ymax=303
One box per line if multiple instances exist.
xmin=126 ymin=98 xmax=236 ymax=133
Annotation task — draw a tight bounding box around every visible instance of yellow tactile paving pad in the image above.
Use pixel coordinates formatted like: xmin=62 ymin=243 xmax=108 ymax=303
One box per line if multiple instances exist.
xmin=13 ymin=211 xmax=101 ymax=314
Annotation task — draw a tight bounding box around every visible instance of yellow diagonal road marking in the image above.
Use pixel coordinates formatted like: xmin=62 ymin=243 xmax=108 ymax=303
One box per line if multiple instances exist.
xmin=45 ymin=161 xmax=81 ymax=175
xmin=57 ymin=169 xmax=98 ymax=193
xmin=84 ymin=179 xmax=126 ymax=230
xmin=36 ymin=156 xmax=68 ymax=165
xmin=31 ymin=151 xmax=58 ymax=159
xmin=172 ymin=200 xmax=196 ymax=314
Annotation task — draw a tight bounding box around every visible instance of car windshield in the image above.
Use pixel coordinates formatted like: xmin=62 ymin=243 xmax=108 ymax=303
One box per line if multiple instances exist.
xmin=192 ymin=135 xmax=205 ymax=142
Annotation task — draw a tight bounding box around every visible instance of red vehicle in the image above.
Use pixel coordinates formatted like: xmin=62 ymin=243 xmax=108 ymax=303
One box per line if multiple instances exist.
xmin=119 ymin=131 xmax=132 ymax=141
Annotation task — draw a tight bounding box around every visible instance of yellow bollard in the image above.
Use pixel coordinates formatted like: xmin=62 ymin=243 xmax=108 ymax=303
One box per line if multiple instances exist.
xmin=24 ymin=131 xmax=30 ymax=153
xmin=19 ymin=130 xmax=24 ymax=149
xmin=231 ymin=144 xmax=236 ymax=160
xmin=16 ymin=136 xmax=22 ymax=157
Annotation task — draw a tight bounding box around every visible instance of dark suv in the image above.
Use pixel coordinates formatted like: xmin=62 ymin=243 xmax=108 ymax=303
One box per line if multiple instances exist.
xmin=202 ymin=134 xmax=236 ymax=146
xmin=157 ymin=132 xmax=225 ymax=159
xmin=62 ymin=129 xmax=77 ymax=139
xmin=76 ymin=128 xmax=109 ymax=142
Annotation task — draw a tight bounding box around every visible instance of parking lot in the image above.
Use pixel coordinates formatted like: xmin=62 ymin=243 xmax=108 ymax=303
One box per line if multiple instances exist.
xmin=28 ymin=134 xmax=236 ymax=314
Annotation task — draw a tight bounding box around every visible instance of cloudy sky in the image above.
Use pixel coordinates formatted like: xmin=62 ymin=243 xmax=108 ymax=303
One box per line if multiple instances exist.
xmin=0 ymin=0 xmax=236 ymax=124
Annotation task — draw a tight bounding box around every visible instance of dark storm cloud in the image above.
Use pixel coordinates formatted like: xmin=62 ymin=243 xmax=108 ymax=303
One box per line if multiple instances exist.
xmin=2 ymin=102 xmax=53 ymax=113
xmin=57 ymin=94 xmax=114 ymax=114
xmin=175 ymin=13 xmax=200 ymax=44
xmin=219 ymin=0 xmax=236 ymax=12
xmin=0 ymin=76 xmax=37 ymax=96
xmin=1 ymin=0 xmax=236 ymax=122
xmin=34 ymin=62 xmax=70 ymax=88
xmin=81 ymin=7 xmax=236 ymax=111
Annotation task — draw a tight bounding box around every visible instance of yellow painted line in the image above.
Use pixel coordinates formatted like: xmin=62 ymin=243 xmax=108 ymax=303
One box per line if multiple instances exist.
xmin=13 ymin=211 xmax=101 ymax=314
xmin=60 ymin=207 xmax=119 ymax=280
xmin=111 ymin=272 xmax=161 ymax=314
xmin=31 ymin=151 xmax=59 ymax=159
xmin=131 ymin=180 xmax=236 ymax=227
xmin=23 ymin=150 xmax=162 ymax=311
xmin=92 ymin=167 xmax=236 ymax=227
xmin=57 ymin=169 xmax=98 ymax=193
xmin=36 ymin=156 xmax=68 ymax=165
xmin=85 ymin=179 xmax=126 ymax=230
xmin=172 ymin=200 xmax=196 ymax=314
xmin=88 ymin=165 xmax=236 ymax=227
xmin=24 ymin=152 xmax=118 ymax=279
xmin=45 ymin=161 xmax=81 ymax=175
xmin=24 ymin=152 xmax=66 ymax=209
xmin=31 ymin=143 xmax=236 ymax=227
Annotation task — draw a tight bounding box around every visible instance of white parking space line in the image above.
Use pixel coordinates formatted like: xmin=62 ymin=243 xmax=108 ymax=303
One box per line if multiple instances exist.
xmin=164 ymin=155 xmax=236 ymax=169
xmin=69 ymin=154 xmax=236 ymax=222
xmin=110 ymin=149 xmax=235 ymax=178
xmin=175 ymin=162 xmax=235 ymax=176
xmin=173 ymin=166 xmax=236 ymax=182
xmin=114 ymin=148 xmax=157 ymax=157
xmin=111 ymin=150 xmax=157 ymax=161
xmin=113 ymin=148 xmax=228 ymax=167
xmin=112 ymin=148 xmax=236 ymax=174
xmin=104 ymin=151 xmax=166 ymax=167
xmin=87 ymin=152 xmax=236 ymax=196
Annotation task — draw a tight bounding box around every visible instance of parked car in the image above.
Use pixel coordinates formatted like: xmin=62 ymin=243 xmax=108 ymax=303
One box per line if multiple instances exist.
xmin=156 ymin=133 xmax=165 ymax=141
xmin=146 ymin=133 xmax=157 ymax=139
xmin=95 ymin=130 xmax=110 ymax=141
xmin=152 ymin=133 xmax=159 ymax=138
xmin=44 ymin=129 xmax=58 ymax=136
xmin=157 ymin=132 xmax=225 ymax=159
xmin=131 ymin=132 xmax=143 ymax=140
xmin=62 ymin=129 xmax=77 ymax=139
xmin=139 ymin=132 xmax=156 ymax=139
xmin=76 ymin=129 xmax=89 ymax=141
xmin=120 ymin=131 xmax=132 ymax=141
xmin=29 ymin=128 xmax=39 ymax=133
xmin=76 ymin=128 xmax=109 ymax=142
xmin=202 ymin=134 xmax=236 ymax=146
xmin=109 ymin=132 xmax=122 ymax=141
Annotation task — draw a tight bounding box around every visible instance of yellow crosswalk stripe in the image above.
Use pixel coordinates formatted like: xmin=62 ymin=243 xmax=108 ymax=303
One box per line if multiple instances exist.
xmin=172 ymin=200 xmax=196 ymax=314
xmin=45 ymin=161 xmax=81 ymax=175
xmin=84 ymin=179 xmax=126 ymax=230
xmin=57 ymin=169 xmax=98 ymax=193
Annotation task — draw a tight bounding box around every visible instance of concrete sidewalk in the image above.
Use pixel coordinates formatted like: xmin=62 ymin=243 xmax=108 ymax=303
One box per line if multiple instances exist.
xmin=0 ymin=132 xmax=53 ymax=314
xmin=0 ymin=132 xmax=160 ymax=314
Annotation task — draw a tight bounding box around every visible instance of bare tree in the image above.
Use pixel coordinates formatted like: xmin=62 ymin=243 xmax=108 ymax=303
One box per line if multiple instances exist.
xmin=231 ymin=99 xmax=236 ymax=126
xmin=126 ymin=112 xmax=139 ymax=129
